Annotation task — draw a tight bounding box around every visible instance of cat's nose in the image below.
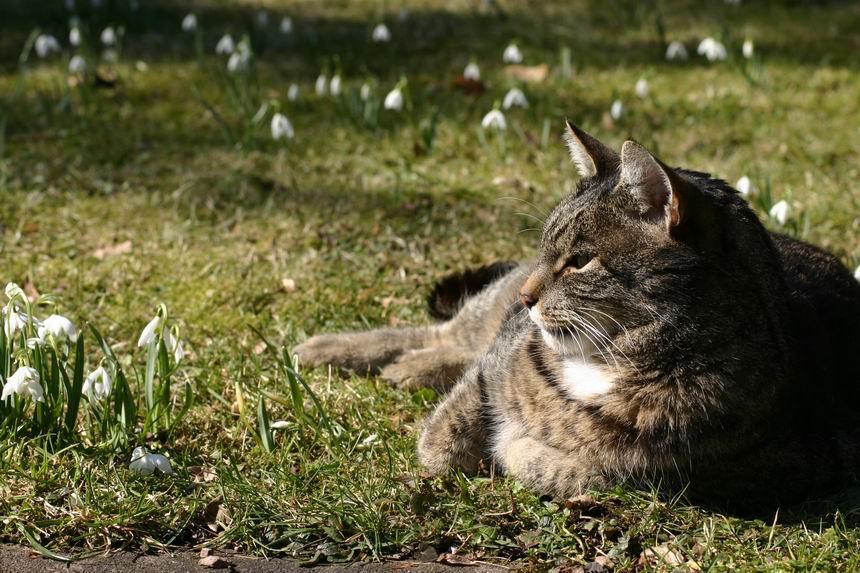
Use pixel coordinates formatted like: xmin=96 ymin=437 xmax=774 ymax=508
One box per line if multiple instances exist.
xmin=519 ymin=289 xmax=538 ymax=309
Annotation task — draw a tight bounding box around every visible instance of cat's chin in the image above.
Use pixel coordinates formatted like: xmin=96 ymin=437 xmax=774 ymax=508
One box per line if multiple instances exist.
xmin=528 ymin=308 xmax=590 ymax=358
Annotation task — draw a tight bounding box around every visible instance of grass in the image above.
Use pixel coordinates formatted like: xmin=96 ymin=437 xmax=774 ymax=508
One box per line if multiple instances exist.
xmin=1 ymin=0 xmax=859 ymax=569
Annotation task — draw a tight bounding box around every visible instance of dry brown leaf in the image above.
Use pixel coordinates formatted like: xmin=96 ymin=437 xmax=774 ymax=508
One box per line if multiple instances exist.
xmin=22 ymin=276 xmax=39 ymax=302
xmin=503 ymin=63 xmax=549 ymax=83
xmin=436 ymin=552 xmax=479 ymax=566
xmin=641 ymin=543 xmax=684 ymax=567
xmin=92 ymin=240 xmax=132 ymax=259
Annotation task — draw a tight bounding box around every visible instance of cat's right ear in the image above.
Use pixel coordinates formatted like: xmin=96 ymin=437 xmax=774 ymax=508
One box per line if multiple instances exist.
xmin=564 ymin=121 xmax=620 ymax=179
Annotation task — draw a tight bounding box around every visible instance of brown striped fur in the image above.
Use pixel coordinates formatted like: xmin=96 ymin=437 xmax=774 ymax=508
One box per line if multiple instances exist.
xmin=297 ymin=123 xmax=860 ymax=509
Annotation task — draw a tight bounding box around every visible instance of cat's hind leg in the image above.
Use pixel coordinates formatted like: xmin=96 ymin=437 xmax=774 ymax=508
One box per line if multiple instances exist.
xmin=294 ymin=326 xmax=439 ymax=375
xmin=380 ymin=346 xmax=476 ymax=392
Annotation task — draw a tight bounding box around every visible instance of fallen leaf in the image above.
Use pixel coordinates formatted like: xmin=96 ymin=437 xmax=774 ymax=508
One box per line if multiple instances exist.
xmin=641 ymin=543 xmax=684 ymax=567
xmin=503 ymin=63 xmax=549 ymax=83
xmin=453 ymin=77 xmax=485 ymax=95
xmin=92 ymin=240 xmax=132 ymax=259
xmin=22 ymin=276 xmax=39 ymax=302
xmin=436 ymin=553 xmax=479 ymax=566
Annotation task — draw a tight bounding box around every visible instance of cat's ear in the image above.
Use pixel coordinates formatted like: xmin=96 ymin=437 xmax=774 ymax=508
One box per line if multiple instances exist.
xmin=564 ymin=121 xmax=620 ymax=179
xmin=618 ymin=140 xmax=686 ymax=229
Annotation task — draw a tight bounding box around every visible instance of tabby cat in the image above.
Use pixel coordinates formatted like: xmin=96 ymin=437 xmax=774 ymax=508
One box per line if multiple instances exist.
xmin=296 ymin=122 xmax=860 ymax=507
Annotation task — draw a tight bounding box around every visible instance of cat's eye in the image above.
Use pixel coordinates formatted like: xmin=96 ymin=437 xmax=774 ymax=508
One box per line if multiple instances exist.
xmin=563 ymin=253 xmax=594 ymax=273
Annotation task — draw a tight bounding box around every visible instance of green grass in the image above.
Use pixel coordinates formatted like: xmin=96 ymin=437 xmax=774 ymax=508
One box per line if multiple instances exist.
xmin=1 ymin=0 xmax=860 ymax=569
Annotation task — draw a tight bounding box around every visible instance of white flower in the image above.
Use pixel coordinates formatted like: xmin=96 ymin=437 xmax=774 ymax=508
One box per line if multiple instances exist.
xmin=769 ymin=200 xmax=790 ymax=226
xmin=270 ymin=420 xmax=290 ymax=430
xmin=736 ymin=175 xmax=753 ymax=197
xmin=383 ymin=88 xmax=404 ymax=111
xmin=697 ymin=37 xmax=727 ymax=61
xmin=129 ymin=447 xmax=174 ymax=475
xmin=162 ymin=329 xmax=185 ymax=363
xmin=666 ymin=41 xmax=688 ymax=61
xmin=83 ymin=366 xmax=112 ymax=400
xmin=502 ymin=87 xmax=528 ymax=109
xmin=137 ymin=315 xmax=162 ymax=347
xmin=360 ymin=82 xmax=372 ymax=101
xmin=100 ymin=27 xmax=116 ymax=46
xmin=68 ymin=55 xmax=87 ymax=74
xmin=742 ymin=39 xmax=754 ymax=59
xmin=329 ymin=74 xmax=342 ymax=96
xmin=270 ymin=113 xmax=294 ymax=141
xmin=372 ymin=23 xmax=391 ymax=43
xmin=463 ymin=62 xmax=480 ymax=81
xmin=287 ymin=83 xmax=299 ymax=101
xmin=102 ymin=48 xmax=117 ymax=62
xmin=854 ymin=265 xmax=860 ymax=282
xmin=610 ymin=99 xmax=624 ymax=120
xmin=361 ymin=433 xmax=378 ymax=446
xmin=5 ymin=282 xmax=25 ymax=301
xmin=481 ymin=109 xmax=506 ymax=130
xmin=315 ymin=74 xmax=327 ymax=96
xmin=182 ymin=13 xmax=197 ymax=32
xmin=70 ymin=27 xmax=81 ymax=47
xmin=3 ymin=308 xmax=27 ymax=339
xmin=635 ymin=78 xmax=649 ymax=98
xmin=215 ymin=34 xmax=235 ymax=55
xmin=41 ymin=314 xmax=78 ymax=342
xmin=35 ymin=35 xmax=61 ymax=58
xmin=503 ymin=43 xmax=523 ymax=64
xmin=280 ymin=17 xmax=293 ymax=34
xmin=2 ymin=367 xmax=43 ymax=402
xmin=256 ymin=10 xmax=268 ymax=27
xmin=227 ymin=47 xmax=250 ymax=72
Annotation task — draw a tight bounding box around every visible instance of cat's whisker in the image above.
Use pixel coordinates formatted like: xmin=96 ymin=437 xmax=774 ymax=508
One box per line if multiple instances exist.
xmin=566 ymin=314 xmax=618 ymax=369
xmin=513 ymin=211 xmax=546 ymax=227
xmin=575 ymin=308 xmax=640 ymax=374
xmin=495 ymin=195 xmax=549 ymax=220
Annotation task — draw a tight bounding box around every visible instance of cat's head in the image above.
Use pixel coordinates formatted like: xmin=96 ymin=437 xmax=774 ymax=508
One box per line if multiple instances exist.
xmin=522 ymin=122 xmax=756 ymax=359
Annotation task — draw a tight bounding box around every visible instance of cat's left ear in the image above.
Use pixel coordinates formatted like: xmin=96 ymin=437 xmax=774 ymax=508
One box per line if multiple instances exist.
xmin=618 ymin=140 xmax=688 ymax=230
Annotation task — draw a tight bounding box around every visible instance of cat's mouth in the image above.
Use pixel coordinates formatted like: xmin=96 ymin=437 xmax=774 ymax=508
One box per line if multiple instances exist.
xmin=528 ymin=307 xmax=602 ymax=358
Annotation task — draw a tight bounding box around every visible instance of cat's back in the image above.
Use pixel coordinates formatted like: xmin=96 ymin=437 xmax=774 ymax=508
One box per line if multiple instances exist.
xmin=771 ymin=232 xmax=860 ymax=405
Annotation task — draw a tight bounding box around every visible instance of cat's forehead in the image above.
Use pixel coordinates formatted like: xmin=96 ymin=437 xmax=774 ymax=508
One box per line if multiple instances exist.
xmin=541 ymin=183 xmax=615 ymax=248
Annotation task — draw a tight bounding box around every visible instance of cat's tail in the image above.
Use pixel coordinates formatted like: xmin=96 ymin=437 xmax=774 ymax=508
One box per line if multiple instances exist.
xmin=427 ymin=261 xmax=519 ymax=321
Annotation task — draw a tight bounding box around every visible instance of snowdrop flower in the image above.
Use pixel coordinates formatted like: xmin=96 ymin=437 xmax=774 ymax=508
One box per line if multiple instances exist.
xmin=102 ymin=48 xmax=117 ymax=63
xmin=182 ymin=13 xmax=197 ymax=32
xmin=5 ymin=282 xmax=25 ymax=302
xmin=666 ymin=41 xmax=688 ymax=61
xmin=854 ymin=265 xmax=860 ymax=282
xmin=256 ymin=10 xmax=269 ymax=27
xmin=769 ymin=200 xmax=790 ymax=226
xmin=2 ymin=367 xmax=43 ymax=402
xmin=736 ymin=175 xmax=753 ymax=197
xmin=280 ymin=17 xmax=293 ymax=34
xmin=162 ymin=329 xmax=185 ymax=363
xmin=697 ymin=37 xmax=727 ymax=61
xmin=100 ymin=27 xmax=116 ymax=46
xmin=502 ymin=87 xmax=528 ymax=109
xmin=215 ymin=34 xmax=235 ymax=55
xmin=68 ymin=54 xmax=86 ymax=74
xmin=315 ymin=74 xmax=327 ymax=96
xmin=83 ymin=366 xmax=111 ymax=400
xmin=40 ymin=314 xmax=78 ymax=342
xmin=137 ymin=315 xmax=162 ymax=347
xmin=129 ymin=447 xmax=174 ymax=475
xmin=503 ymin=42 xmax=523 ymax=64
xmin=287 ymin=83 xmax=299 ymax=101
xmin=481 ymin=109 xmax=506 ymax=131
xmin=635 ymin=78 xmax=649 ymax=98
xmin=270 ymin=420 xmax=290 ymax=430
xmin=329 ymin=74 xmax=342 ymax=96
xmin=70 ymin=26 xmax=81 ymax=47
xmin=383 ymin=87 xmax=404 ymax=111
xmin=372 ymin=23 xmax=391 ymax=43
xmin=35 ymin=35 xmax=61 ymax=58
xmin=227 ymin=46 xmax=251 ymax=72
xmin=463 ymin=62 xmax=480 ymax=81
xmin=742 ymin=39 xmax=754 ymax=59
xmin=360 ymin=82 xmax=372 ymax=101
xmin=3 ymin=308 xmax=27 ymax=339
xmin=270 ymin=113 xmax=294 ymax=141
xmin=610 ymin=99 xmax=624 ymax=120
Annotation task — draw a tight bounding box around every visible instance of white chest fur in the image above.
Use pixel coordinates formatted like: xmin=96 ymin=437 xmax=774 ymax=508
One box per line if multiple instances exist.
xmin=560 ymin=358 xmax=616 ymax=400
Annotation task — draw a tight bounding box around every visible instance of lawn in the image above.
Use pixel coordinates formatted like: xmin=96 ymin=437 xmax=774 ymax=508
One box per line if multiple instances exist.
xmin=1 ymin=0 xmax=859 ymax=569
